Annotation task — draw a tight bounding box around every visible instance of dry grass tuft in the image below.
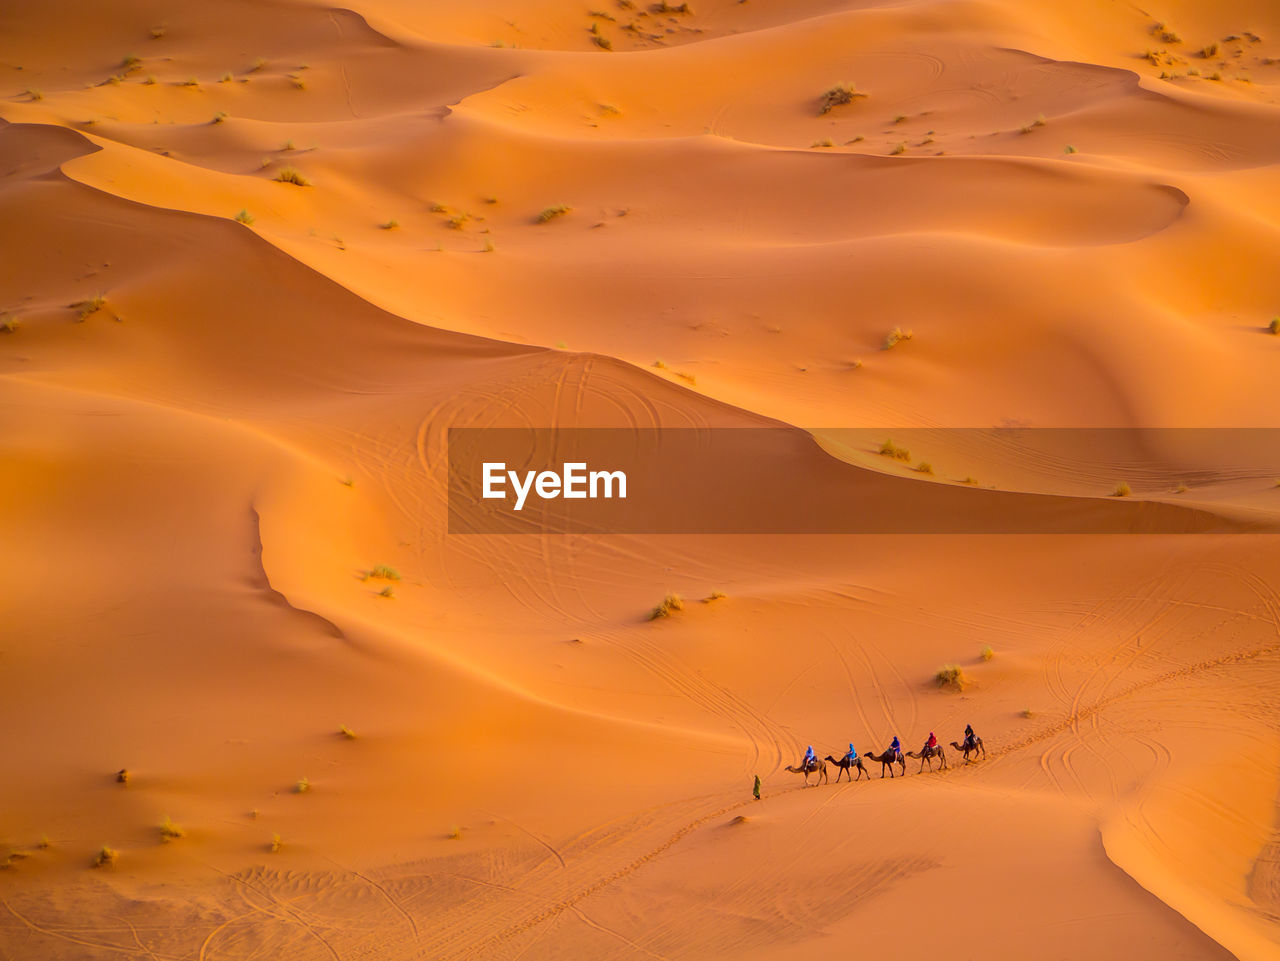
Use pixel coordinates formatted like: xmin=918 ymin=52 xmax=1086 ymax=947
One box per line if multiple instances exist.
xmin=269 ymin=833 xmax=283 ymax=853
xmin=159 ymin=816 xmax=185 ymax=842
xmin=274 ymin=166 xmax=310 ymax=186
xmin=703 ymin=591 xmax=726 ymax=603
xmin=368 ymin=565 xmax=401 ymax=581
xmin=914 ymin=461 xmax=934 ymax=475
xmin=1267 ymin=317 xmax=1279 ymax=334
xmin=536 ymin=204 xmax=572 ymax=223
xmin=93 ymin=845 xmax=118 ymax=868
xmin=0 ymin=314 xmax=19 ymax=334
xmin=235 ymin=208 xmax=254 ymax=225
xmin=73 ymin=293 xmax=107 ymax=321
xmin=878 ymin=439 xmax=911 ymax=462
xmin=380 ymin=218 xmax=400 ymax=230
xmin=295 ymin=777 xmax=310 ymax=794
xmin=339 ymin=724 xmax=357 ymax=740
xmin=980 ymin=645 xmax=994 ymax=661
xmin=818 ymin=82 xmax=868 ymax=114
xmin=447 ymin=825 xmax=463 ymax=840
xmin=882 ymin=326 xmax=913 ymax=349
xmin=650 ymin=593 xmax=684 ymax=620
xmin=1113 ymin=481 xmax=1132 ymax=497
xmin=378 ymin=586 xmax=395 ymax=598
xmin=934 ymin=664 xmax=969 ymax=691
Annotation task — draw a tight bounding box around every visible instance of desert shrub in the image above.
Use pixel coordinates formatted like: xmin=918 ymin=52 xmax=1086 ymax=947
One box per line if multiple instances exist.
xmin=73 ymin=293 xmax=107 ymax=321
xmin=890 ymin=142 xmax=906 ymax=155
xmin=818 ymin=82 xmax=867 ymax=114
xmin=93 ymin=845 xmax=118 ymax=867
xmin=380 ymin=218 xmax=399 ymax=230
xmin=882 ymin=326 xmax=913 ymax=349
xmin=703 ymin=591 xmax=726 ymax=603
xmin=339 ymin=724 xmax=357 ymax=739
xmin=980 ymin=645 xmax=994 ymax=661
xmin=378 ymin=586 xmax=394 ymax=598
xmin=274 ymin=166 xmax=310 ymax=186
xmin=914 ymin=461 xmax=934 ymax=474
xmin=1267 ymin=317 xmax=1279 ymax=334
xmin=235 ymin=208 xmax=254 ymax=225
xmin=159 ymin=816 xmax=185 ymax=841
xmin=1113 ymin=481 xmax=1132 ymax=497
xmin=650 ymin=593 xmax=684 ymax=619
xmin=879 ymin=439 xmax=911 ymax=461
xmin=935 ymin=664 xmax=968 ymax=691
xmin=812 ymin=138 xmax=834 ymax=148
xmin=369 ymin=565 xmax=400 ymax=581
xmin=447 ymin=825 xmax=462 ymax=839
xmin=592 ymin=34 xmax=612 ymax=50
xmin=1064 ymin=144 xmax=1078 ymax=154
xmin=269 ymin=833 xmax=283 ymax=852
xmin=212 ymin=111 xmax=227 ymax=123
xmin=536 ymin=204 xmax=572 ymax=223
xmin=0 ymin=315 xmax=19 ymax=334
xmin=295 ymin=777 xmax=310 ymax=794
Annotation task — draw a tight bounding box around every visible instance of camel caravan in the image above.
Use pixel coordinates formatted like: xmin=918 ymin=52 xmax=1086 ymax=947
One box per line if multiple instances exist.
xmin=783 ymin=726 xmax=986 ymax=787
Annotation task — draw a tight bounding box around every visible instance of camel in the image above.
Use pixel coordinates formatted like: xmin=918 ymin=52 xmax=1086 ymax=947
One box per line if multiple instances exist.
xmin=862 ymin=749 xmax=906 ymax=779
xmin=906 ymin=743 xmax=947 ymax=772
xmin=784 ymin=759 xmax=828 ymax=786
xmin=950 ymin=736 xmax=986 ymax=761
xmin=824 ymin=754 xmax=869 ymax=782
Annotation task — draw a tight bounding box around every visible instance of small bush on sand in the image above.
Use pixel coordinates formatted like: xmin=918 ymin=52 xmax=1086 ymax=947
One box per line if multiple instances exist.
xmin=591 ymin=34 xmax=613 ymax=50
xmin=1113 ymin=481 xmax=1132 ymax=497
xmin=935 ymin=664 xmax=969 ymax=691
xmin=37 ymin=834 xmax=51 ymax=849
xmin=339 ymin=724 xmax=357 ymax=739
xmin=650 ymin=594 xmax=684 ymax=619
xmin=1201 ymin=42 xmax=1219 ymax=58
xmin=1021 ymin=708 xmax=1035 ymax=718
xmin=0 ymin=315 xmax=19 ymax=334
xmin=180 ymin=77 xmax=199 ymax=87
xmin=295 ymin=777 xmax=310 ymax=794
xmin=914 ymin=461 xmax=934 ymax=474
xmin=1174 ymin=482 xmax=1188 ymax=493
xmin=961 ymin=475 xmax=977 ymax=485
xmin=536 ymin=204 xmax=572 ymax=223
xmin=380 ymin=218 xmax=399 ymax=230
xmin=703 ymin=591 xmax=726 ymax=603
xmin=368 ymin=565 xmax=400 ymax=581
xmin=212 ymin=111 xmax=227 ymax=123
xmin=274 ymin=166 xmax=310 ymax=186
xmin=25 ymin=88 xmax=43 ymax=101
xmin=879 ymin=439 xmax=911 ymax=461
xmin=159 ymin=816 xmax=185 ymax=842
xmin=93 ymin=845 xmax=118 ymax=867
xmin=1064 ymin=144 xmax=1078 ymax=154
xmin=980 ymin=644 xmax=994 ymax=661
xmin=882 ymin=326 xmax=913 ymax=349
xmin=447 ymin=825 xmax=463 ymax=840
xmin=74 ymin=294 xmax=107 ymax=321
xmin=150 ymin=25 xmax=166 ymax=39
xmin=269 ymin=833 xmax=283 ymax=853
xmin=281 ymin=139 xmax=296 ymax=151
xmin=122 ymin=54 xmax=142 ymax=72
xmin=818 ymin=82 xmax=868 ymax=114
xmin=378 ymin=586 xmax=395 ymax=598
xmin=890 ymin=142 xmax=906 ymax=155
xmin=116 ymin=768 xmax=130 ymax=784
xmin=1268 ymin=317 xmax=1279 ymax=334
xmin=812 ymin=138 xmax=834 ymax=148
xmin=235 ymin=208 xmax=254 ymax=225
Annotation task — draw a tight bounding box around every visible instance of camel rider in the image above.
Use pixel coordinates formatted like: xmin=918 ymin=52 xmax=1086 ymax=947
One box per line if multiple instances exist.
xmin=844 ymin=742 xmax=857 ymax=764
xmin=803 ymin=745 xmax=817 ymax=771
xmin=926 ymin=731 xmax=938 ymax=751
xmin=890 ymin=736 xmax=902 ymax=761
xmin=964 ymin=724 xmax=976 ymax=750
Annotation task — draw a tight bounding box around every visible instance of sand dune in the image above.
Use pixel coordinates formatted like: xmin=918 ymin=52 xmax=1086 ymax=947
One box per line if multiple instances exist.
xmin=2 ymin=0 xmax=1279 ymax=958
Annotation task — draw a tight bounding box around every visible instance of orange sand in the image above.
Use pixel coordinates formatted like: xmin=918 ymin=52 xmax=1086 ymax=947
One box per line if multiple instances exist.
xmin=2 ymin=1 xmax=1279 ymax=957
